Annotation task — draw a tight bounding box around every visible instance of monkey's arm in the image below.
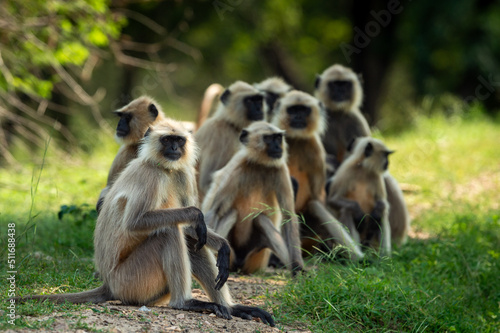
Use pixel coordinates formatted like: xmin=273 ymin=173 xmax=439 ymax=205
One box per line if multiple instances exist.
xmin=370 ymin=200 xmax=387 ymax=222
xmin=127 ymin=206 xmax=207 ymax=250
xmin=307 ymin=200 xmax=364 ymax=260
xmin=328 ymin=197 xmax=365 ymax=222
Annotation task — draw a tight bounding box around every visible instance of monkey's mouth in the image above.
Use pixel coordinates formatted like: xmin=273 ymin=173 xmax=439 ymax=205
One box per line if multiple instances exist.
xmin=164 ymin=152 xmax=181 ymax=161
xmin=116 ymin=130 xmax=128 ymax=137
xmin=247 ymin=111 xmax=264 ymax=121
xmin=290 ymin=121 xmax=307 ymax=129
xmin=268 ymin=151 xmax=283 ymax=159
xmin=329 ymin=91 xmax=352 ymax=102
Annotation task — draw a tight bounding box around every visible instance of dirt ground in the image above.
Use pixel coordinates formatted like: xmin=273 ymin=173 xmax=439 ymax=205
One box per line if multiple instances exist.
xmin=7 ymin=273 xmax=312 ymax=333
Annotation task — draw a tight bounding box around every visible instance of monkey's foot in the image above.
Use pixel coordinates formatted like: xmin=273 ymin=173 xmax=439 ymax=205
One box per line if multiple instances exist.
xmin=174 ymin=299 xmax=231 ymax=319
xmin=231 ymin=304 xmax=275 ymax=326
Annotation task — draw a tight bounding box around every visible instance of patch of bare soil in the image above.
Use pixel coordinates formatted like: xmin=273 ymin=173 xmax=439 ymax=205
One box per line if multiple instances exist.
xmin=8 ymin=273 xmax=311 ymax=333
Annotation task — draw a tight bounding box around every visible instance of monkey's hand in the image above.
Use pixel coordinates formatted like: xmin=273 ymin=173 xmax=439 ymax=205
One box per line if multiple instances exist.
xmin=231 ymin=305 xmax=275 ymax=326
xmin=214 ymin=243 xmax=230 ymax=290
xmin=348 ymin=201 xmax=366 ymax=223
xmin=370 ymin=200 xmax=386 ymax=222
xmin=291 ymin=262 xmax=305 ymax=277
xmin=192 ymin=207 xmax=207 ymax=251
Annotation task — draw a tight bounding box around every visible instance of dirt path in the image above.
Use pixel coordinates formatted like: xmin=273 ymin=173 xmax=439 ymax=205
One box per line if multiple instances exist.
xmin=8 ymin=273 xmax=311 ymax=333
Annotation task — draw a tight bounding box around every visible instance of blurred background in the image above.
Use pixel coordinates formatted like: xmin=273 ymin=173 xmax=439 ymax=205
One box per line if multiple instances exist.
xmin=0 ymin=0 xmax=499 ymax=163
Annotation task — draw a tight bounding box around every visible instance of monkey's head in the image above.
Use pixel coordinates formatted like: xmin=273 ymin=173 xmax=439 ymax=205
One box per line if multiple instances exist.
xmin=349 ymin=137 xmax=394 ymax=174
xmin=272 ymin=90 xmax=326 ymax=139
xmin=254 ymin=77 xmax=293 ymax=121
xmin=239 ymin=121 xmax=287 ymax=168
xmin=216 ymin=81 xmax=267 ymax=129
xmin=114 ymin=96 xmax=165 ymax=144
xmin=139 ymin=120 xmax=198 ymax=171
xmin=314 ymin=64 xmax=363 ymax=112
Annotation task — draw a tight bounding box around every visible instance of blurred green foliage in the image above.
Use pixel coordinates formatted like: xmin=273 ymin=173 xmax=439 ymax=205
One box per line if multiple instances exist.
xmin=1 ymin=0 xmax=499 ymax=160
xmin=0 ymin=0 xmax=124 ymax=99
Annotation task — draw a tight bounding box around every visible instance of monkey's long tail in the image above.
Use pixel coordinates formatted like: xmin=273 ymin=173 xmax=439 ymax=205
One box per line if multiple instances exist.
xmin=196 ymin=83 xmax=224 ymax=130
xmin=12 ymin=285 xmax=113 ymax=304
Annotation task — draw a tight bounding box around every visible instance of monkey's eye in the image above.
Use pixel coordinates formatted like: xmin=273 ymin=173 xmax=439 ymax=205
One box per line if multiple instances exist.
xmin=263 ymin=135 xmax=273 ymax=144
xmin=160 ymin=136 xmax=170 ymax=145
xmin=175 ymin=137 xmax=186 ymax=146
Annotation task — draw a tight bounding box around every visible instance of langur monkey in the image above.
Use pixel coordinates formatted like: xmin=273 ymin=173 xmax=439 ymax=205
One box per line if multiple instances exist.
xmin=195 ymin=81 xmax=267 ymax=199
xmin=253 ymin=77 xmax=293 ymax=121
xmin=315 ymin=64 xmax=410 ymax=246
xmin=271 ymin=90 xmax=364 ymax=260
xmin=15 ymin=120 xmax=274 ymax=326
xmin=314 ymin=64 xmax=370 ymax=169
xmin=96 ymin=96 xmax=165 ymax=213
xmin=202 ymin=121 xmax=303 ymax=275
xmin=326 ymin=137 xmax=393 ymax=256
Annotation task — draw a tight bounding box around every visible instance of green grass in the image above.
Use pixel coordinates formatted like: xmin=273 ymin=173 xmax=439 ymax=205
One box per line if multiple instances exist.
xmin=271 ymin=112 xmax=500 ymax=332
xmin=1 ymin=111 xmax=499 ymax=331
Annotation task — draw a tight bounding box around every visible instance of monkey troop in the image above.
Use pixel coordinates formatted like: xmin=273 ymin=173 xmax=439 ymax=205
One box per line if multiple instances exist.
xmin=20 ymin=67 xmax=411 ymax=327
xmin=203 ymin=121 xmax=303 ymax=275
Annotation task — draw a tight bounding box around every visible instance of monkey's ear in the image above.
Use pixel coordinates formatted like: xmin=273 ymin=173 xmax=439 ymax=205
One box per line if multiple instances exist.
xmin=314 ymin=74 xmax=321 ymax=90
xmin=364 ymin=142 xmax=373 ymax=157
xmin=220 ymin=89 xmax=231 ymax=105
xmin=144 ymin=127 xmax=152 ymax=137
xmin=357 ymin=73 xmax=364 ymax=85
xmin=148 ymin=104 xmax=159 ymax=119
xmin=239 ymin=129 xmax=249 ymax=144
xmin=347 ymin=138 xmax=357 ymax=152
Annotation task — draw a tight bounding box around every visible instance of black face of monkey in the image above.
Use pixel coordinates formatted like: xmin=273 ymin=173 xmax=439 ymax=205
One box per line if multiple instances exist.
xmin=328 ymin=80 xmax=353 ymax=102
xmin=286 ymin=105 xmax=311 ymax=129
xmin=244 ymin=95 xmax=265 ymax=121
xmin=383 ymin=151 xmax=393 ymax=171
xmin=115 ymin=112 xmax=133 ymax=137
xmin=263 ymin=133 xmax=283 ymax=159
xmin=264 ymin=92 xmax=280 ymax=111
xmin=160 ymin=135 xmax=186 ymax=161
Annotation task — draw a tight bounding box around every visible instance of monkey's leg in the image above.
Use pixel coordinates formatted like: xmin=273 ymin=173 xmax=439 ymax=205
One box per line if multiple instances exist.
xmin=338 ymin=207 xmax=361 ymax=243
xmin=253 ymin=214 xmax=291 ymax=269
xmin=185 ymin=228 xmax=231 ymax=290
xmin=211 ymin=209 xmax=238 ymax=238
xmin=159 ymin=228 xmax=231 ymax=319
xmin=186 ymin=231 xmax=275 ymax=326
xmin=307 ymin=200 xmax=364 ymax=260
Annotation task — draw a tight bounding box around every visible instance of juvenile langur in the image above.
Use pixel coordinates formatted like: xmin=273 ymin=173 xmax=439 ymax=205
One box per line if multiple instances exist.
xmin=326 ymin=137 xmax=393 ymax=256
xmin=96 ymin=96 xmax=165 ymax=213
xmin=253 ymin=77 xmax=293 ymax=121
xmin=271 ymin=90 xmax=364 ymax=260
xmin=195 ymin=81 xmax=267 ymax=199
xmin=202 ymin=121 xmax=303 ymax=275
xmin=16 ymin=121 xmax=274 ymax=326
xmin=316 ymin=64 xmax=410 ymax=246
